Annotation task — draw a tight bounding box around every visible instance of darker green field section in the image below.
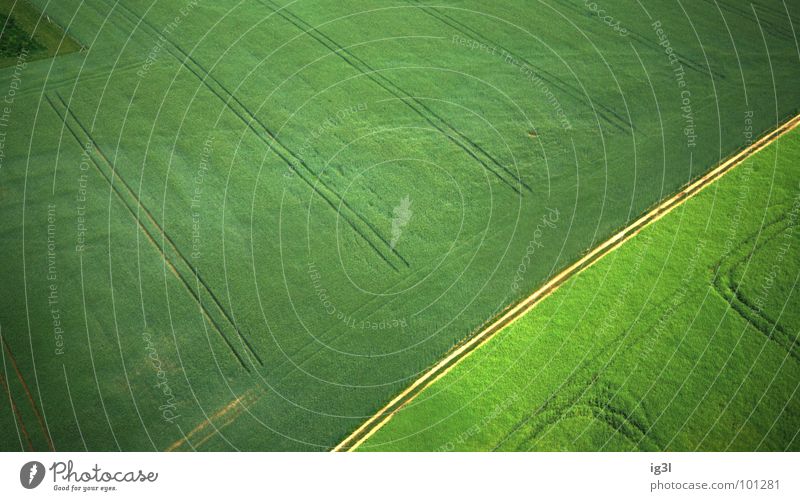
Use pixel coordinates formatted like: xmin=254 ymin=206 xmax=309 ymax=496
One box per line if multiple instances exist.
xmin=0 ymin=0 xmax=799 ymax=451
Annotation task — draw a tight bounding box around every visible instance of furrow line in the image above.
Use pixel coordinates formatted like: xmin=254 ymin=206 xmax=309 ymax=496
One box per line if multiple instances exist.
xmin=46 ymin=94 xmax=254 ymax=372
xmin=407 ymin=0 xmax=632 ymax=133
xmin=258 ymin=0 xmax=529 ymax=194
xmin=51 ymin=92 xmax=264 ymax=366
xmin=103 ymin=0 xmax=407 ymax=271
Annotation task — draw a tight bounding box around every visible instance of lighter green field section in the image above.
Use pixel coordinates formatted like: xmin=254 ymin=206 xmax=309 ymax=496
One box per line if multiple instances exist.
xmin=362 ymin=128 xmax=800 ymax=452
xmin=1 ymin=0 xmax=799 ymax=450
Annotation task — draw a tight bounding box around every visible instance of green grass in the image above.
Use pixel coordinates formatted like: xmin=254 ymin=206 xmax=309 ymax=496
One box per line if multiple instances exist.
xmin=0 ymin=0 xmax=799 ymax=451
xmin=0 ymin=0 xmax=81 ymax=67
xmin=361 ymin=127 xmax=800 ymax=451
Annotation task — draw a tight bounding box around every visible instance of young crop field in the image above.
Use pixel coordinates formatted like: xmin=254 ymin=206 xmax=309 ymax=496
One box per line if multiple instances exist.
xmin=1 ymin=0 xmax=799 ymax=451
xmin=360 ymin=125 xmax=800 ymax=451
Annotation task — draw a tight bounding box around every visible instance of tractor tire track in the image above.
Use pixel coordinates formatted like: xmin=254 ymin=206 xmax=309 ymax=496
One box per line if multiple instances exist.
xmin=167 ymin=54 xmax=406 ymax=272
xmin=51 ymin=93 xmax=264 ymax=365
xmin=46 ymin=94 xmax=257 ymax=372
xmin=406 ymin=0 xmax=632 ymax=133
xmin=753 ymin=0 xmax=799 ymax=21
xmin=104 ymin=0 xmax=407 ymax=271
xmin=52 ymin=92 xmax=263 ymax=367
xmin=14 ymin=60 xmax=146 ymax=100
xmin=546 ymin=0 xmax=727 ymax=80
xmin=623 ymin=24 xmax=726 ymax=81
xmin=0 ymin=363 xmax=34 ymax=451
xmin=257 ymin=0 xmax=530 ymax=195
xmin=699 ymin=0 xmax=795 ymax=42
xmin=499 ymin=377 xmax=657 ymax=451
xmin=50 ymin=91 xmax=261 ymax=367
xmin=1 ymin=337 xmax=54 ymax=450
xmin=164 ymin=43 xmax=410 ymax=269
xmin=490 ymin=325 xmax=635 ymax=451
xmin=712 ymin=214 xmax=800 ymax=363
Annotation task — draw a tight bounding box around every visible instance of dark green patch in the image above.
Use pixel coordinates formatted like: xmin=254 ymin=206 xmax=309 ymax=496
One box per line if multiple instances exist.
xmin=0 ymin=0 xmax=81 ymax=67
xmin=0 ymin=15 xmax=44 ymax=57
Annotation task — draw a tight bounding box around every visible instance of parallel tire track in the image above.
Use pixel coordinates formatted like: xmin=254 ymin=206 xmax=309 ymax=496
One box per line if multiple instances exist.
xmin=46 ymin=93 xmax=259 ymax=371
xmin=547 ymin=0 xmax=727 ymax=81
xmin=406 ymin=0 xmax=633 ymax=133
xmin=699 ymin=0 xmax=795 ymax=42
xmin=257 ymin=0 xmax=530 ymax=195
xmin=1 ymin=337 xmax=54 ymax=450
xmin=713 ymin=216 xmax=800 ymax=363
xmin=15 ymin=60 xmax=146 ymax=100
xmin=104 ymin=0 xmax=408 ymax=271
xmin=0 ymin=371 xmax=34 ymax=451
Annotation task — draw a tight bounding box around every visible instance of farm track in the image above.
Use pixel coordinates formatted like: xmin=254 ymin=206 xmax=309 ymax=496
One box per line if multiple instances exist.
xmin=256 ymin=0 xmax=530 ymax=195
xmin=0 ymin=371 xmax=32 ymax=451
xmin=11 ymin=60 xmax=145 ymax=100
xmin=501 ymin=378 xmax=657 ymax=451
xmin=712 ymin=215 xmax=800 ymax=363
xmin=406 ymin=0 xmax=633 ymax=133
xmin=0 ymin=336 xmax=54 ymax=450
xmin=489 ymin=322 xmax=645 ymax=451
xmin=333 ymin=111 xmax=800 ymax=451
xmin=165 ymin=387 xmax=264 ymax=451
xmin=102 ymin=0 xmax=408 ymax=272
xmin=754 ymin=0 xmax=799 ymax=20
xmin=45 ymin=93 xmax=263 ymax=372
xmin=547 ymin=0 xmax=727 ymax=81
xmin=699 ymin=0 xmax=796 ymax=42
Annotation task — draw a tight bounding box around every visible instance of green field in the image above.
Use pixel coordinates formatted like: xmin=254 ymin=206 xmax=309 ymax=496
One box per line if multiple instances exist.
xmin=1 ymin=0 xmax=799 ymax=451
xmin=362 ymin=127 xmax=800 ymax=451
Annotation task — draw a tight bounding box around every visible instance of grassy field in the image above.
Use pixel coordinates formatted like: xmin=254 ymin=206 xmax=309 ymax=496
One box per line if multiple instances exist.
xmin=1 ymin=0 xmax=799 ymax=451
xmin=361 ymin=126 xmax=800 ymax=451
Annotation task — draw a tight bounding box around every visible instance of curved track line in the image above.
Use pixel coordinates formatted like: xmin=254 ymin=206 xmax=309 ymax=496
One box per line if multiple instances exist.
xmin=333 ymin=112 xmax=800 ymax=452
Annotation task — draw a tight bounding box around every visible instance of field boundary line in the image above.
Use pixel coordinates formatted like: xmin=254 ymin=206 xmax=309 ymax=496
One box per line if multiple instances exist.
xmin=333 ymin=112 xmax=800 ymax=452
